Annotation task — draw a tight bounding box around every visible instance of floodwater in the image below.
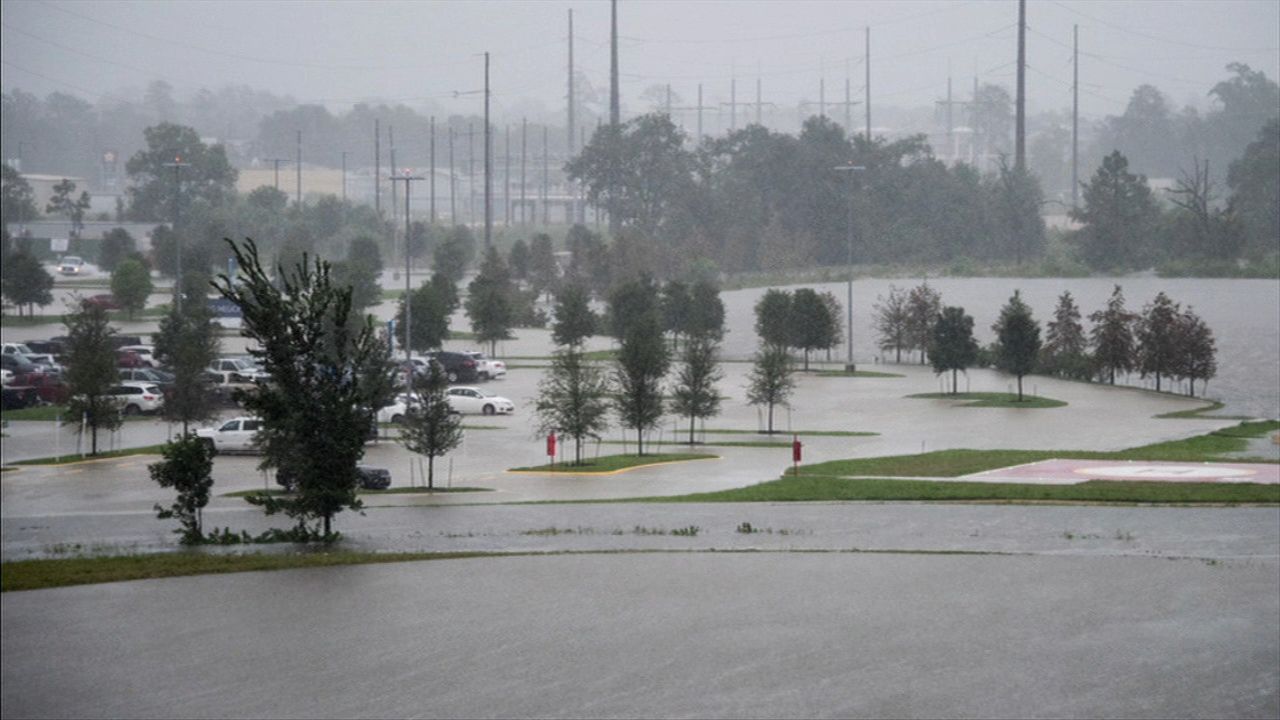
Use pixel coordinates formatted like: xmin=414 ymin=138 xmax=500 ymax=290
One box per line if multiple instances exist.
xmin=719 ymin=277 xmax=1280 ymax=419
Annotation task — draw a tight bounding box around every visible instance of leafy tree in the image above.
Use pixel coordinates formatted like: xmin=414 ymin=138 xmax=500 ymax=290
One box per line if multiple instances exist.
xmin=565 ymin=224 xmax=611 ymax=299
xmin=331 ymin=256 xmax=381 ymax=314
xmin=125 ymin=123 xmax=238 ymax=221
xmin=552 ymin=283 xmax=597 ymax=347
xmin=986 ymin=158 xmax=1046 ymax=266
xmin=992 ymin=291 xmax=1041 ymax=401
xmin=535 ymin=347 xmax=611 ymax=465
xmin=45 ymin=178 xmax=91 ymax=240
xmin=1173 ymin=307 xmax=1217 ymax=398
xmin=930 ymin=306 xmax=978 ymax=394
xmin=1 ymin=164 xmax=39 ymax=229
xmin=971 ymin=83 xmax=1013 ymax=156
xmin=1166 ymin=158 xmax=1243 ymax=262
xmin=819 ymin=291 xmax=844 ymax=362
xmin=508 ymin=238 xmax=530 ymax=279
xmin=661 ymin=280 xmax=691 ymax=347
xmin=612 ymin=312 xmax=669 ymax=455
xmin=528 ymin=233 xmax=558 ymax=298
xmin=1093 ymin=84 xmax=1178 ymax=177
xmin=62 ymin=300 xmax=122 ymax=455
xmin=246 ymin=185 xmax=289 ymax=213
xmin=149 ymin=432 xmax=216 ymax=544
xmin=213 ymin=238 xmax=395 ymax=538
xmin=1070 ymin=151 xmax=1161 ymax=271
xmin=1040 ymin=291 xmax=1090 ymax=379
xmin=110 ymin=258 xmax=153 ymax=320
xmin=1 ymin=247 xmax=53 ymax=316
xmin=607 ymin=276 xmax=660 ymax=342
xmin=747 ymin=343 xmax=795 ymax=434
xmin=432 ymin=225 xmax=476 ymax=282
xmin=400 ymin=362 xmax=464 ymax=489
xmin=789 ymin=288 xmax=835 ymax=370
xmin=465 ymin=247 xmax=516 ymax=355
xmin=905 ymin=282 xmax=942 ymax=365
xmin=1136 ymin=291 xmax=1181 ymax=393
xmin=1227 ymin=118 xmax=1280 ymax=260
xmin=754 ymin=288 xmax=793 ymax=349
xmin=1089 ymin=285 xmax=1137 ymax=385
xmin=874 ymin=285 xmax=910 ymax=363
xmin=153 ymin=302 xmax=220 ymax=432
xmin=670 ymin=338 xmax=723 ymax=444
xmin=685 ymin=279 xmax=726 ymax=342
xmin=97 ymin=227 xmax=136 ymax=272
xmin=395 ymin=272 xmax=457 ymax=352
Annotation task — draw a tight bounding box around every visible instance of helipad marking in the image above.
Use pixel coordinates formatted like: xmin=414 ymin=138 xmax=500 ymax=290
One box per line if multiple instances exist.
xmin=963 ymin=458 xmax=1278 ymax=485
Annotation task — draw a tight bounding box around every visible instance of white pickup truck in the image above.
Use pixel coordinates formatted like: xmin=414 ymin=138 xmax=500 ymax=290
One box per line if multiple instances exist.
xmin=195 ymin=416 xmax=262 ymax=454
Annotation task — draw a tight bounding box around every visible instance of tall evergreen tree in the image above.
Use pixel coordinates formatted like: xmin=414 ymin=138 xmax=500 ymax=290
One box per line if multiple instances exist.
xmin=551 ymin=283 xmax=597 ymax=347
xmin=400 ymin=362 xmax=464 ymax=489
xmin=606 ymin=276 xmax=660 ymax=342
xmin=1136 ymin=291 xmax=1181 ymax=392
xmin=1173 ymin=307 xmax=1217 ymax=398
xmin=62 ymin=300 xmax=122 ymax=455
xmin=527 ymin=233 xmax=559 ymax=299
xmin=930 ymin=306 xmax=978 ymax=394
xmin=747 ymin=343 xmax=795 ymax=434
xmin=661 ymin=280 xmax=692 ymax=348
xmin=685 ymin=279 xmax=726 ymax=342
xmin=535 ymin=348 xmax=611 ymax=465
xmin=670 ymin=338 xmax=723 ymax=444
xmin=992 ymin=291 xmax=1042 ymax=401
xmin=0 ymin=247 xmax=53 ymax=316
xmin=465 ymin=247 xmax=516 ymax=355
xmin=754 ymin=288 xmax=793 ymax=349
xmin=153 ymin=302 xmax=220 ymax=433
xmin=395 ymin=272 xmax=458 ymax=352
xmin=97 ymin=228 xmax=137 ymax=272
xmin=1089 ymin=285 xmax=1138 ymax=385
xmin=508 ymin=238 xmax=531 ymax=280
xmin=790 ymin=288 xmax=835 ymax=371
xmin=612 ymin=313 xmax=669 ymax=456
xmin=1041 ymin=291 xmax=1090 ymax=379
xmin=1069 ymin=151 xmax=1161 ymax=271
xmin=110 ymin=258 xmax=153 ymax=320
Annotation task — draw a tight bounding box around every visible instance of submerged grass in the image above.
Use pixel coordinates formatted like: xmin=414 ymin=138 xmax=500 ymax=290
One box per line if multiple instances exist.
xmin=511 ymin=452 xmax=718 ymax=473
xmin=907 ymin=392 xmax=1067 ymax=408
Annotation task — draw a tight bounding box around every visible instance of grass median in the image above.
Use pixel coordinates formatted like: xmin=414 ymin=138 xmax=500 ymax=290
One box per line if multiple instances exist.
xmin=906 ymin=392 xmax=1068 ymax=408
xmin=511 ymin=452 xmax=718 ymax=473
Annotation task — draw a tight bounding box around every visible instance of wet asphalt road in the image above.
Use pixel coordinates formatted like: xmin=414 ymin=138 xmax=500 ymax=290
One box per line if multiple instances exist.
xmin=4 ymin=552 xmax=1277 ymax=719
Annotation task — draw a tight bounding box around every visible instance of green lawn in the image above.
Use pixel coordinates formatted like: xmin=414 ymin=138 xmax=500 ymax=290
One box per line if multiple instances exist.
xmin=2 ymin=406 xmax=156 ymax=423
xmin=223 ymin=486 xmax=491 ymax=498
xmin=9 ymin=443 xmax=170 ymax=466
xmin=648 ymin=421 xmax=1279 ymax=505
xmin=511 ymin=452 xmax=718 ymax=473
xmin=907 ymin=392 xmax=1068 ymax=408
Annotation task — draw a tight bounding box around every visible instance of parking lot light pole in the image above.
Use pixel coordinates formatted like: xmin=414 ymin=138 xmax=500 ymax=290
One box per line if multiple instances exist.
xmin=163 ymin=156 xmax=191 ymax=313
xmin=833 ymin=165 xmax=865 ymax=371
xmin=392 ymin=171 xmax=424 ymax=369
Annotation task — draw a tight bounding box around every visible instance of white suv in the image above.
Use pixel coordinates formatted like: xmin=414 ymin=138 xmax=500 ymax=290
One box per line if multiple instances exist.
xmin=107 ymin=382 xmax=165 ymax=415
xmin=196 ymin=417 xmax=263 ymax=454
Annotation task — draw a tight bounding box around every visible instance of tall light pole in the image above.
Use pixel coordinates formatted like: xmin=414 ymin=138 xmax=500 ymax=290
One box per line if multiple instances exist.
xmin=833 ymin=164 xmax=865 ymax=371
xmin=340 ymin=151 xmax=348 ymax=204
xmin=391 ymin=170 xmax=424 ymax=367
xmin=265 ymin=158 xmax=289 ymax=191
xmin=163 ymin=156 xmax=190 ymax=313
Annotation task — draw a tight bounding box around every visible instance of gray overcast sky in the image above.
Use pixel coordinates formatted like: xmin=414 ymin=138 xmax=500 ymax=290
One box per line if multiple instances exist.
xmin=3 ymin=0 xmax=1278 ymax=124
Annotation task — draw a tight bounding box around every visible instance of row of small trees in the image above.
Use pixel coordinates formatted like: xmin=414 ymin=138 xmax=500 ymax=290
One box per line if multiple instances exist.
xmin=879 ymin=284 xmax=1219 ymax=398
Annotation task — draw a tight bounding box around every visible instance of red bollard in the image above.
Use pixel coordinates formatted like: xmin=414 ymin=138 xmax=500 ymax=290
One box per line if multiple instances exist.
xmin=792 ymin=436 xmax=802 ymax=476
xmin=547 ymin=432 xmax=557 ymax=468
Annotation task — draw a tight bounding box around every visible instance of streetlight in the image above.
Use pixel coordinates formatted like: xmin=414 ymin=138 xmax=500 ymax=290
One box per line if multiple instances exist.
xmin=163 ymin=155 xmax=190 ymax=313
xmin=391 ymin=170 xmax=424 ymax=368
xmin=833 ymin=164 xmax=865 ymax=372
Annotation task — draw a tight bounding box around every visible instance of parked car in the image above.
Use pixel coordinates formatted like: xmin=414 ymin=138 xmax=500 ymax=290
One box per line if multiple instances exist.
xmin=117 ymin=349 xmax=148 ymax=369
xmin=106 ymin=382 xmax=165 ymax=415
xmin=83 ymin=294 xmax=121 ymax=311
xmin=205 ymin=370 xmax=259 ymax=406
xmin=58 ymin=255 xmax=85 ymax=275
xmin=208 ymin=357 xmax=268 ymax=380
xmin=119 ymin=367 xmax=175 ymax=394
xmin=1 ymin=386 xmax=41 ymax=411
xmin=276 ymin=465 xmax=391 ymax=491
xmin=118 ymin=345 xmax=159 ymax=368
xmin=0 ymin=369 xmax=13 ymax=386
xmin=26 ymin=375 xmax=69 ymax=405
xmin=465 ymin=351 xmax=507 ymax=380
xmin=0 ymin=354 xmax=46 ymax=385
xmin=109 ymin=335 xmax=145 ymax=350
xmin=196 ymin=417 xmax=262 ymax=454
xmin=24 ymin=339 xmax=65 ymax=358
xmin=446 ymin=386 xmax=515 ymax=415
xmin=1 ymin=343 xmax=59 ymax=371
xmin=427 ymin=351 xmax=480 ymax=383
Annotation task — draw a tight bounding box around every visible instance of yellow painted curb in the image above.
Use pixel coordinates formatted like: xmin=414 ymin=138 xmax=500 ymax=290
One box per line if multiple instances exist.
xmin=506 ymin=455 xmax=721 ymax=477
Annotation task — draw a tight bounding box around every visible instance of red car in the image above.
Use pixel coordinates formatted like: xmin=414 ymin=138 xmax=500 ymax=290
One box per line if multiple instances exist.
xmin=117 ymin=349 xmax=147 ymax=369
xmin=84 ymin=294 xmax=121 ymax=311
xmin=25 ymin=374 xmax=69 ymax=405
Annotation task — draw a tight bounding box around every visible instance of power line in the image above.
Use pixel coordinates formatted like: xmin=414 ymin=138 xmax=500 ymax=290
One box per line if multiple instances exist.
xmin=1048 ymin=0 xmax=1280 ymax=52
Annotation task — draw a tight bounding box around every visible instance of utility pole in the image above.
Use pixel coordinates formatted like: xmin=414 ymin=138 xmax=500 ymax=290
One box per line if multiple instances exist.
xmin=729 ymin=75 xmax=738 ymax=131
xmin=845 ymin=59 xmax=852 ymax=131
xmin=819 ymin=58 xmax=826 ymax=119
xmin=391 ymin=171 xmax=424 ymax=365
xmin=520 ymin=117 xmax=528 ymax=225
xmin=610 ymin=0 xmax=619 ymax=127
xmin=467 ymin=121 xmax=475 ymax=226
xmin=340 ymin=151 xmax=347 ymax=203
xmin=163 ymin=157 xmax=190 ymax=313
xmin=935 ymin=76 xmax=973 ymax=164
xmin=448 ymin=125 xmax=456 ymax=222
xmin=295 ymin=130 xmax=302 ymax=207
xmin=1015 ymin=0 xmax=1027 ymax=172
xmin=568 ymin=8 xmax=575 ymax=158
xmin=865 ymin=26 xmax=871 ymax=141
xmin=504 ymin=124 xmax=512 ymax=226
xmin=757 ymin=77 xmax=763 ymax=126
xmin=542 ymin=125 xmax=550 ymax=226
xmin=374 ymin=119 xmax=381 ymax=217
xmin=429 ymin=116 xmax=437 ymax=222
xmin=1072 ymin=24 xmax=1079 ymax=210
xmin=265 ymin=158 xmax=289 ymax=191
xmin=665 ymin=84 xmax=673 ymax=115
xmin=833 ymin=164 xmax=865 ymax=372
xmin=698 ymin=84 xmax=704 ymax=141
xmin=484 ymin=51 xmax=492 ymax=249
xmin=389 ymin=125 xmax=397 ymax=213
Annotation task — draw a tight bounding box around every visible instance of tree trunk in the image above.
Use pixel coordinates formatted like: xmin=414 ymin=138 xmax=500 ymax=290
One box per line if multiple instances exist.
xmin=951 ymin=368 xmax=958 ymax=394
xmin=575 ymin=436 xmax=582 ymax=465
xmin=803 ymin=350 xmax=809 ymax=371
xmin=323 ymin=513 xmax=331 ymax=537
xmin=1017 ymin=374 xmax=1023 ymax=401
xmin=91 ymin=424 xmax=98 ymax=455
xmin=1187 ymin=379 xmax=1195 ymax=397
xmin=428 ymin=454 xmax=435 ymax=489
xmin=1109 ymin=367 xmax=1115 ymax=385
xmin=896 ymin=346 xmax=901 ymax=363
xmin=767 ymin=402 xmax=775 ymax=434
xmin=1155 ymin=372 xmax=1162 ymax=393
xmin=689 ymin=414 xmax=696 ymax=444
xmin=637 ymin=427 xmax=644 ymax=456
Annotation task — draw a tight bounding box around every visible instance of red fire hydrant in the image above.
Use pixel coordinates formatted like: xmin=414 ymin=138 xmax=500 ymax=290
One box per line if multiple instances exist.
xmin=792 ymin=436 xmax=802 ymax=475
xmin=546 ymin=431 xmax=557 ymax=467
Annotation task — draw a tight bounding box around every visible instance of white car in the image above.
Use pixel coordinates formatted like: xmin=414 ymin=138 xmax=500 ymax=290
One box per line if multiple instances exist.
xmin=196 ymin=416 xmax=263 ymax=454
xmin=107 ymin=382 xmax=165 ymax=415
xmin=465 ymin=351 xmax=507 ymax=380
xmin=1 ymin=369 xmax=13 ymax=386
xmin=58 ymin=255 xmax=85 ymax=275
xmin=2 ymin=343 xmax=60 ymax=372
xmin=447 ymin=386 xmax=515 ymax=415
xmin=376 ymin=394 xmax=414 ymax=424
xmin=208 ymin=358 xmax=268 ymax=380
